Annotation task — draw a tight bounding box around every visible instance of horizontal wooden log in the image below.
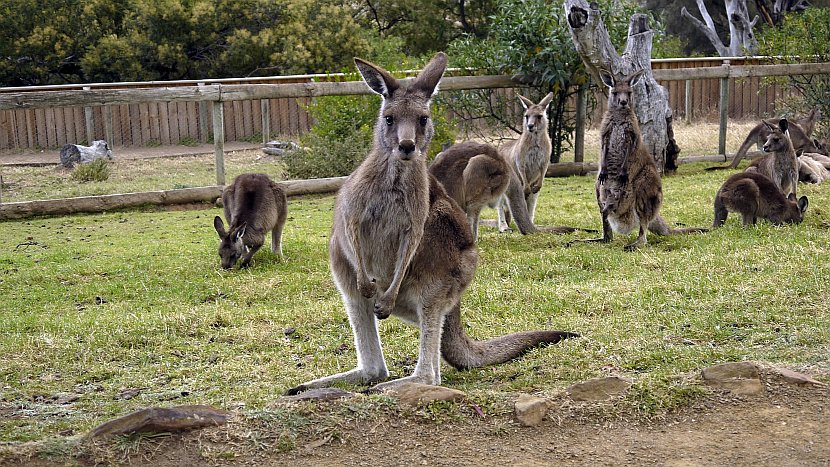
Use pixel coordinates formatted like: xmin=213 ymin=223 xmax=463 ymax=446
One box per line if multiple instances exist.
xmin=653 ymin=62 xmax=830 ymax=81
xmin=0 ymin=177 xmax=348 ymax=220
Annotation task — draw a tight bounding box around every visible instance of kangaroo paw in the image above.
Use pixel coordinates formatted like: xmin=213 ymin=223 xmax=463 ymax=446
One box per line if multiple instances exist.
xmin=374 ymin=292 xmax=395 ymax=320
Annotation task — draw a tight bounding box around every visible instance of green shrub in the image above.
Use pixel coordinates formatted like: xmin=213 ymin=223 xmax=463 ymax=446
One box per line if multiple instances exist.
xmin=70 ymin=159 xmax=110 ymax=182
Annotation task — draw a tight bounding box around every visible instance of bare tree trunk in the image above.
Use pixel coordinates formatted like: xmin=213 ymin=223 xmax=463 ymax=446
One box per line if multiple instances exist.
xmin=565 ymin=0 xmax=676 ymax=172
xmin=681 ymin=0 xmax=759 ymax=56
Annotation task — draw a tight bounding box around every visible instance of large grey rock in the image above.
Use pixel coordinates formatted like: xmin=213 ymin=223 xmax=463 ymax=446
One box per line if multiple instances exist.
xmin=567 ymin=376 xmax=633 ymax=401
xmin=87 ymin=405 xmax=230 ymax=438
xmin=514 ymin=394 xmax=548 ymax=427
xmin=701 ymin=362 xmax=764 ymax=395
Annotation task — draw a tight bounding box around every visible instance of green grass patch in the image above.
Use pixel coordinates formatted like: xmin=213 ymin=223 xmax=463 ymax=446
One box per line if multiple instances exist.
xmin=0 ymin=162 xmax=828 ymax=443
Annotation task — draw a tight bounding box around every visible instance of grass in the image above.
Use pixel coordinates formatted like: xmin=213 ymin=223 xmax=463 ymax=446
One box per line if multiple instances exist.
xmin=0 ymin=121 xmax=828 ymax=447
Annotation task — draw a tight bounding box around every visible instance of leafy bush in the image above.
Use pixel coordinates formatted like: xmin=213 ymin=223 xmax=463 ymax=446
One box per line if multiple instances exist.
xmin=283 ymin=89 xmax=456 ymax=180
xmin=70 ymin=159 xmax=110 ymax=182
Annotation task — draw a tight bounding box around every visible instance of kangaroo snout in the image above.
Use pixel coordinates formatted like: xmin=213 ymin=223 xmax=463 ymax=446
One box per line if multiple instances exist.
xmin=398 ymin=139 xmax=416 ymax=157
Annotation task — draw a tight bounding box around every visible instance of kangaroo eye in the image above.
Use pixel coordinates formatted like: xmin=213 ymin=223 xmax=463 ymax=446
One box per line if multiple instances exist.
xmin=385 ymin=116 xmax=394 ymax=126
xmin=419 ymin=116 xmax=428 ymax=126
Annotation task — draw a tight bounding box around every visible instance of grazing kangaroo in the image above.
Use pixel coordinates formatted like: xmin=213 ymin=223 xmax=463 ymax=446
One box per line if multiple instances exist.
xmin=213 ymin=173 xmax=287 ymax=269
xmin=496 ymin=92 xmax=554 ymax=233
xmin=744 ymin=118 xmax=799 ymax=198
xmin=285 ymin=53 xmax=577 ymax=395
xmin=713 ymin=172 xmax=808 ymax=227
xmin=707 ymin=109 xmax=824 ymax=171
xmin=581 ymin=69 xmax=704 ymax=251
xmin=429 ymin=141 xmax=516 ymax=241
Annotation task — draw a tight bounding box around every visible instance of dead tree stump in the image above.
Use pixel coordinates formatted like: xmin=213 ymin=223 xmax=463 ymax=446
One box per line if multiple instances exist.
xmin=565 ymin=0 xmax=679 ymax=173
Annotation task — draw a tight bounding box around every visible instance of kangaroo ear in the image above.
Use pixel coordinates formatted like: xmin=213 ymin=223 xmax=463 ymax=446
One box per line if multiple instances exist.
xmin=628 ymin=69 xmax=646 ymax=87
xmin=355 ymin=57 xmax=399 ymax=98
xmin=779 ymin=118 xmax=789 ymax=133
xmin=412 ymin=51 xmax=448 ymax=98
xmin=762 ymin=120 xmax=776 ymax=131
xmin=214 ymin=216 xmax=227 ymax=238
xmin=599 ymin=70 xmax=615 ymax=88
xmin=798 ymin=196 xmax=809 ymax=213
xmin=539 ymin=92 xmax=554 ymax=110
xmin=236 ymin=225 xmax=247 ymax=241
xmin=517 ymin=94 xmax=534 ymax=110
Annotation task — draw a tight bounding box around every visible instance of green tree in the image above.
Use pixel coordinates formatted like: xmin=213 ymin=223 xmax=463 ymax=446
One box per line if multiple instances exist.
xmin=446 ymin=0 xmax=643 ymax=163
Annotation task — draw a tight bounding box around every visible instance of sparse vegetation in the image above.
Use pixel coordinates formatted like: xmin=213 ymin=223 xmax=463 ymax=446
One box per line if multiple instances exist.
xmin=69 ymin=159 xmax=110 ymax=182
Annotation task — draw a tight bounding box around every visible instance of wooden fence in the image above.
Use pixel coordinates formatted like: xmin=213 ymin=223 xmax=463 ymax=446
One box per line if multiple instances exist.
xmin=0 ymin=57 xmax=821 ymax=156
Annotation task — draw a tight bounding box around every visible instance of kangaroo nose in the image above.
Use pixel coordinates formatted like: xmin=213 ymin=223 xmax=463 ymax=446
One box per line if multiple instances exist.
xmin=399 ymin=140 xmax=416 ymax=155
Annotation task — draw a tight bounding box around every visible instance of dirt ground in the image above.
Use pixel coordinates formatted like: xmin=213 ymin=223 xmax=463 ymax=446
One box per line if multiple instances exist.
xmin=1 ymin=379 xmax=827 ymax=466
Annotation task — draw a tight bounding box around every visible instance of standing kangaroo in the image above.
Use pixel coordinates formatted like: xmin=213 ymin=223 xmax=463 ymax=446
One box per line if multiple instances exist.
xmin=285 ymin=53 xmax=576 ymax=395
xmin=707 ymin=109 xmax=824 ymax=171
xmin=744 ymin=118 xmax=799 ymax=198
xmin=713 ymin=172 xmax=808 ymax=227
xmin=429 ymin=141 xmax=515 ymax=241
xmin=496 ymin=92 xmax=554 ymax=233
xmin=582 ymin=69 xmax=704 ymax=251
xmin=213 ymin=173 xmax=287 ymax=269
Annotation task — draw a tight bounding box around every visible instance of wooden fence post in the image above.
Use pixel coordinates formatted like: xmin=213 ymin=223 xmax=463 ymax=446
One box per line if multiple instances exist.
xmin=212 ymin=101 xmax=225 ymax=186
xmin=573 ymin=84 xmax=586 ymax=163
xmin=104 ymin=106 xmax=114 ymax=146
xmin=684 ymin=80 xmax=692 ymax=124
xmin=83 ymin=86 xmax=94 ymax=144
xmin=198 ymin=83 xmax=210 ymax=143
xmin=718 ymin=60 xmax=730 ymax=156
xmin=261 ymin=99 xmax=270 ymax=144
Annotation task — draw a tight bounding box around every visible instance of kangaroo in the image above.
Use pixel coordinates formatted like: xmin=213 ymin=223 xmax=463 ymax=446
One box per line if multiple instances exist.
xmin=713 ymin=171 xmax=808 ymax=227
xmin=284 ymin=53 xmax=576 ymax=395
xmin=744 ymin=118 xmax=799 ymax=198
xmin=496 ymin=92 xmax=554 ymax=233
xmin=429 ymin=141 xmax=536 ymax=241
xmin=707 ymin=109 xmax=824 ymax=171
xmin=213 ymin=173 xmax=287 ymax=269
xmin=797 ymin=154 xmax=830 ymax=184
xmin=580 ymin=69 xmax=704 ymax=251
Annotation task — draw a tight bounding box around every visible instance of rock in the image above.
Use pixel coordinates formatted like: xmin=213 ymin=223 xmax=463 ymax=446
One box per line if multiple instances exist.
xmin=773 ymin=367 xmax=827 ymax=386
xmin=514 ymin=394 xmax=548 ymax=427
xmin=701 ymin=362 xmax=764 ymax=395
xmin=388 ymin=383 xmax=466 ymax=407
xmin=281 ymin=387 xmax=356 ymax=402
xmin=566 ymin=376 xmax=632 ymax=401
xmin=701 ymin=361 xmax=760 ymax=380
xmin=87 ymin=405 xmax=230 ymax=439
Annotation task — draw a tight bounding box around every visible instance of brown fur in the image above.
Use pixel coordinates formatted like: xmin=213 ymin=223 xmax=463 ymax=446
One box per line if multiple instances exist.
xmin=708 ymin=109 xmax=824 ymax=170
xmin=213 ymin=173 xmax=287 ymax=269
xmin=744 ymin=119 xmax=799 ymax=197
xmin=713 ymin=171 xmax=808 ymax=227
xmin=285 ymin=53 xmax=576 ymax=395
xmin=798 ymin=154 xmax=830 ymax=184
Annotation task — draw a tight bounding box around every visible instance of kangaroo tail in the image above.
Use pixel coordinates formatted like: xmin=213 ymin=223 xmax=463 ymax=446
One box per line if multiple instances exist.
xmin=440 ymin=303 xmax=578 ymax=370
xmin=649 ymin=215 xmax=709 ymax=236
xmin=503 ymin=170 xmax=537 ymax=234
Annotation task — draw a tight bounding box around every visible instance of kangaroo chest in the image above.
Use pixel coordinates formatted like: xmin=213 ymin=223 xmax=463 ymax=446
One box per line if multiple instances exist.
xmin=516 ymin=138 xmax=549 ymax=184
xmin=601 ymin=121 xmax=638 ymax=176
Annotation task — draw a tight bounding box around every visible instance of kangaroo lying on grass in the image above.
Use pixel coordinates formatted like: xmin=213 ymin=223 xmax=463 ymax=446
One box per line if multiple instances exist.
xmin=744 ymin=118 xmax=799 ymax=198
xmin=798 ymin=153 xmax=830 ymax=184
xmin=497 ymin=93 xmax=555 ymax=233
xmin=579 ymin=69 xmax=705 ymax=251
xmin=713 ymin=171 xmax=808 ymax=227
xmin=285 ymin=53 xmax=577 ymax=395
xmin=707 ymin=109 xmax=825 ymax=171
xmin=213 ymin=173 xmax=287 ymax=269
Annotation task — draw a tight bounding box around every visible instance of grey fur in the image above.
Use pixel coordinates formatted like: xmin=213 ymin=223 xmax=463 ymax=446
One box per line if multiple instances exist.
xmin=213 ymin=173 xmax=287 ymax=269
xmin=744 ymin=119 xmax=799 ymax=198
xmin=497 ymin=93 xmax=554 ymax=233
xmin=285 ymin=53 xmax=576 ymax=395
xmin=59 ymin=140 xmax=113 ymax=168
xmin=713 ymin=171 xmax=808 ymax=227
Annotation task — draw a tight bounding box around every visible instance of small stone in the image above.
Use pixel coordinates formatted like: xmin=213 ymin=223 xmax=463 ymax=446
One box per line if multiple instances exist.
xmin=281 ymin=387 xmax=356 ymax=402
xmin=514 ymin=394 xmax=548 ymax=427
xmin=701 ymin=362 xmax=760 ymax=381
xmin=567 ymin=376 xmax=632 ymax=401
xmin=774 ymin=368 xmax=827 ymax=386
xmin=388 ymin=383 xmax=466 ymax=407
